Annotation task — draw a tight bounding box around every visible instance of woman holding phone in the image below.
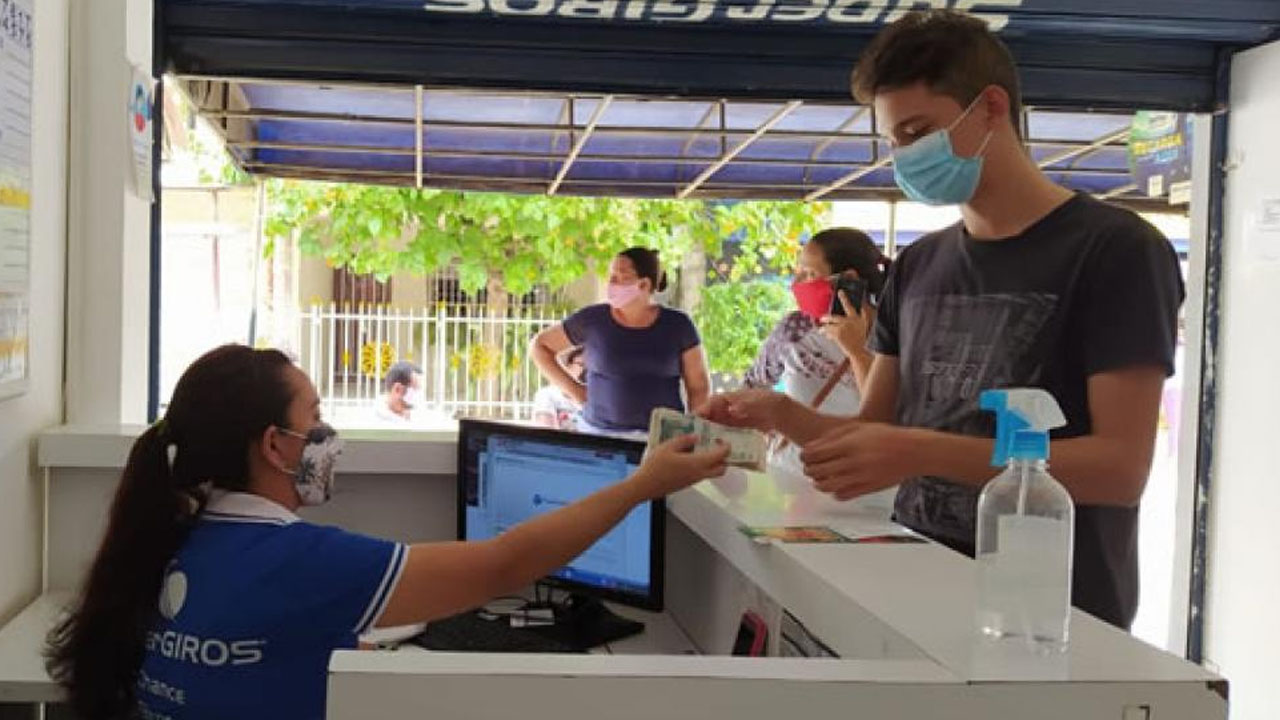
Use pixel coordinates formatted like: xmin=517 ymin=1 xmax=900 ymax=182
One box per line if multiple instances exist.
xmin=744 ymin=227 xmax=890 ymax=408
xmin=743 ymin=228 xmax=892 ymax=506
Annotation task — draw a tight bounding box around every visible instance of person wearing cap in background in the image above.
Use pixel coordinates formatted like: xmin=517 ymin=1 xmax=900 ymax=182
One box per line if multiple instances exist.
xmin=374 ymin=361 xmax=424 ymax=426
xmin=532 ymin=346 xmax=587 ymax=430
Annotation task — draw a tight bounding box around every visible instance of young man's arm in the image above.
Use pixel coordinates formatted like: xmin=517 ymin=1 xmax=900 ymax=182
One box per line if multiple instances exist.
xmin=698 ymin=351 xmax=902 ymax=445
xmin=800 ymin=365 xmax=1165 ymax=507
xmin=854 ymin=354 xmax=899 ymax=424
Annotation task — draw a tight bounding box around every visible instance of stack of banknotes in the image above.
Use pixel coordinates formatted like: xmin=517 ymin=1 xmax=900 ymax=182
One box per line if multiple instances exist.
xmin=647 ymin=408 xmax=767 ymax=471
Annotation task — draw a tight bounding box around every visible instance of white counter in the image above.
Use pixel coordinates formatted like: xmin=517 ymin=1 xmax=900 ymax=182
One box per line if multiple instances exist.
xmin=35 ymin=425 xmax=465 ymax=591
xmin=668 ymin=471 xmax=1215 ymax=684
xmin=37 ymin=424 xmax=460 ymax=475
xmin=0 ymin=592 xmax=67 ymax=704
xmin=11 ymin=425 xmax=1226 ymax=718
xmin=328 ymin=653 xmax=1220 ymax=720
xmin=329 ymin=471 xmax=1225 ymax=719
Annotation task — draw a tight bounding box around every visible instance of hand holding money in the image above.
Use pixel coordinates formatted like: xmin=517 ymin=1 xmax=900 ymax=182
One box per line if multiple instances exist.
xmin=630 ymin=434 xmax=731 ymax=500
xmin=648 ymin=408 xmax=768 ymax=471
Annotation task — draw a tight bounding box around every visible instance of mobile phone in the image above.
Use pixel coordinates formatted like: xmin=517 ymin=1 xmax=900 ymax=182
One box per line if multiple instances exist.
xmin=829 ymin=276 xmax=867 ymax=317
xmin=732 ymin=611 xmax=769 ymax=656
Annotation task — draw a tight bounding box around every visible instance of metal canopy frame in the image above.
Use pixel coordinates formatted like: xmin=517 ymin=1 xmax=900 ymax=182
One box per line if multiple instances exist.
xmin=549 ymin=95 xmax=612 ymax=196
xmin=676 ymin=100 xmax=802 ymax=199
xmin=181 ymin=76 xmax=1155 ymax=206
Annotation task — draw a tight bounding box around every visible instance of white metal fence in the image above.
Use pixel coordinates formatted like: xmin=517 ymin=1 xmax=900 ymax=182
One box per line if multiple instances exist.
xmin=300 ymin=302 xmax=569 ymax=426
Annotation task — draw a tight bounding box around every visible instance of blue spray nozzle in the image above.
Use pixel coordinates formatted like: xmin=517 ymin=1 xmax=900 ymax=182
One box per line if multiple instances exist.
xmin=1010 ymin=429 xmax=1051 ymax=461
xmin=980 ymin=388 xmax=1067 ymax=466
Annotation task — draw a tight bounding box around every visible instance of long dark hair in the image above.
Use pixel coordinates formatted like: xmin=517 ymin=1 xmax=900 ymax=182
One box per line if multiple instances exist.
xmin=618 ymin=247 xmax=669 ymax=293
xmin=808 ymin=227 xmax=892 ymax=302
xmin=46 ymin=345 xmax=296 ymax=718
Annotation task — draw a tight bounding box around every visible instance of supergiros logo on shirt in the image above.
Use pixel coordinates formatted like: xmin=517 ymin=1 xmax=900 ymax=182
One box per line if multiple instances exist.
xmin=158 ymin=569 xmax=188 ymax=621
xmin=149 ymin=566 xmax=267 ymax=667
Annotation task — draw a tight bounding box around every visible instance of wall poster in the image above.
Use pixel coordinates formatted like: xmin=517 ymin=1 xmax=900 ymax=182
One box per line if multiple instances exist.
xmin=0 ymin=0 xmax=33 ymax=400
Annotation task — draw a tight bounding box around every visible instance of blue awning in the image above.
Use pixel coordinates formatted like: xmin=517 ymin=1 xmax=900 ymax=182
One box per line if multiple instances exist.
xmin=165 ymin=1 xmax=1278 ymax=201
xmin=163 ymin=0 xmax=1280 ymax=110
xmin=185 ymin=79 xmax=1156 ymax=202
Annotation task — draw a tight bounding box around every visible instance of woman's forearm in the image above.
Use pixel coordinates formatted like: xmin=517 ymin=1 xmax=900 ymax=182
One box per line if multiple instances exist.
xmin=686 ymin=382 xmax=711 ymax=413
xmin=490 ymin=479 xmax=645 ymax=593
xmin=531 ymin=335 xmax=585 ymax=403
xmin=681 ymin=346 xmax=713 ymax=413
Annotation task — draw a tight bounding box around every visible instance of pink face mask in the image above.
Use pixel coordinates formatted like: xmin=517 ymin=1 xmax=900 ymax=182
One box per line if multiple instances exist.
xmin=607 ymin=281 xmax=645 ymax=309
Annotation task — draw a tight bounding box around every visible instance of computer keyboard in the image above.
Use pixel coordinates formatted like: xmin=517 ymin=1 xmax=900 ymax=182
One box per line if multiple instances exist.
xmin=411 ymin=611 xmax=585 ymax=654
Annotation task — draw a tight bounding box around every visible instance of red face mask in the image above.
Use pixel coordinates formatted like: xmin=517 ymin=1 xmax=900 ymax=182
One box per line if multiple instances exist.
xmin=791 ymin=277 xmax=833 ymax=321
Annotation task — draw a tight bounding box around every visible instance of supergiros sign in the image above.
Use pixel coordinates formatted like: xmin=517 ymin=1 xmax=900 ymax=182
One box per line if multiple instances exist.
xmin=421 ymin=0 xmax=1025 ymax=31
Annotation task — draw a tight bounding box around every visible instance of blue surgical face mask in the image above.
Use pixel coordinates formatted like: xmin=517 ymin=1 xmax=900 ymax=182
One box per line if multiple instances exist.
xmin=891 ymin=96 xmax=994 ymax=206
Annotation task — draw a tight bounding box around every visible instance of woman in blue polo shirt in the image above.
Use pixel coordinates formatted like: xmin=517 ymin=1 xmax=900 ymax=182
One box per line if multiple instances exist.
xmin=46 ymin=344 xmax=728 ymax=720
xmin=531 ymin=247 xmax=711 ymax=436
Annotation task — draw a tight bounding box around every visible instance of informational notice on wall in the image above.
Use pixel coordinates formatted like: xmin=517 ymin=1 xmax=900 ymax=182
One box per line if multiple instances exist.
xmin=1248 ymin=198 xmax=1280 ymax=263
xmin=0 ymin=0 xmax=33 ymax=399
xmin=129 ymin=64 xmax=154 ymax=202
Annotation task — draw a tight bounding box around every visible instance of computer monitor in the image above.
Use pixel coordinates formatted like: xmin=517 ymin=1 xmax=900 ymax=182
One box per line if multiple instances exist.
xmin=457 ymin=419 xmax=665 ymax=613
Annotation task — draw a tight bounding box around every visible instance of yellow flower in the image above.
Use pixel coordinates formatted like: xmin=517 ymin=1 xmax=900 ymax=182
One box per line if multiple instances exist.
xmin=466 ymin=343 xmax=502 ymax=380
xmin=359 ymin=342 xmax=396 ymax=379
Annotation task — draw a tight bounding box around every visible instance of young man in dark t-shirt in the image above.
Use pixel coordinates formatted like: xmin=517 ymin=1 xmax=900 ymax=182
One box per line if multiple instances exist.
xmin=700 ymin=10 xmax=1183 ymax=630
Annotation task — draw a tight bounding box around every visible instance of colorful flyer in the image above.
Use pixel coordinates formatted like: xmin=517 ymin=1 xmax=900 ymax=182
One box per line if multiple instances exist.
xmin=739 ymin=525 xmax=851 ymax=544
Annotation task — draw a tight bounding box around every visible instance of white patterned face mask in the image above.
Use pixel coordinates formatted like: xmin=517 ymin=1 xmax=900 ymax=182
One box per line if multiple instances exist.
xmin=279 ymin=423 xmax=343 ymax=506
xmin=403 ymin=386 xmax=424 ymax=409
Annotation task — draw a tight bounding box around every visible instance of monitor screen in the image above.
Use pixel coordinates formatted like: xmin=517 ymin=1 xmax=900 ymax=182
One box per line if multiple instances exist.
xmin=457 ymin=419 xmax=664 ymax=611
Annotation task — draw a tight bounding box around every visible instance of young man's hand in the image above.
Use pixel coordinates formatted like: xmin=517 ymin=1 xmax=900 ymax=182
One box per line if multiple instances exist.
xmin=799 ymin=422 xmax=922 ymax=500
xmin=695 ymin=389 xmax=792 ymax=434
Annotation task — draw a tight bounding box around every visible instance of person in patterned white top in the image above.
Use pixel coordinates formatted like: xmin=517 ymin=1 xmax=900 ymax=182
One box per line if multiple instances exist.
xmin=744 ymin=228 xmax=894 ymax=511
xmin=745 ymin=227 xmax=889 ymax=412
xmin=532 ymin=346 xmax=586 ymax=430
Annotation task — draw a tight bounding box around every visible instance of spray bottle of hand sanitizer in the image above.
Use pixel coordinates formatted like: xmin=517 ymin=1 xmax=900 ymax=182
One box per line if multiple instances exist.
xmin=976 ymin=388 xmax=1073 ymax=654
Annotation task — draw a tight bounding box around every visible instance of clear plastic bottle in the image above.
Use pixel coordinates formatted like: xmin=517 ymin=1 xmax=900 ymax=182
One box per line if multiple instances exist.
xmin=975 ymin=389 xmax=1074 ymax=654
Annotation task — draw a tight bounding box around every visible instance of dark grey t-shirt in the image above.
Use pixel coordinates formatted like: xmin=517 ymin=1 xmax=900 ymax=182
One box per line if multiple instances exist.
xmin=563 ymin=304 xmax=701 ymax=431
xmin=870 ymin=193 xmax=1184 ymax=630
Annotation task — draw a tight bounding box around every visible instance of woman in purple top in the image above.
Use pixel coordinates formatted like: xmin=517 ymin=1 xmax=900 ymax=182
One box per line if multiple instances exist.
xmin=532 ymin=248 xmax=711 ymax=434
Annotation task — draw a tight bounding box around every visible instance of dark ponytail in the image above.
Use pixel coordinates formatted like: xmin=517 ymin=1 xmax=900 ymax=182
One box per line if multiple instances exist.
xmin=619 ymin=247 xmax=668 ymax=293
xmin=46 ymin=345 xmax=296 ymax=719
xmin=808 ymin=227 xmax=892 ymax=302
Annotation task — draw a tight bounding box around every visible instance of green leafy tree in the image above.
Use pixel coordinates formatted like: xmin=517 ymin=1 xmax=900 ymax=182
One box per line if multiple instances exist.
xmin=265 ymin=181 xmax=824 ymax=295
xmin=693 ymin=280 xmax=792 ymax=376
xmin=264 ymin=181 xmax=827 ymax=380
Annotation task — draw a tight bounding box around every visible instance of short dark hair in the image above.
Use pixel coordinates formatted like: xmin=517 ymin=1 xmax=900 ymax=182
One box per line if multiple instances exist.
xmin=851 ymin=10 xmax=1022 ymax=137
xmin=618 ymin=247 xmax=669 ymax=293
xmin=384 ymin=361 xmax=421 ymax=391
xmin=808 ymin=228 xmax=891 ymax=301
